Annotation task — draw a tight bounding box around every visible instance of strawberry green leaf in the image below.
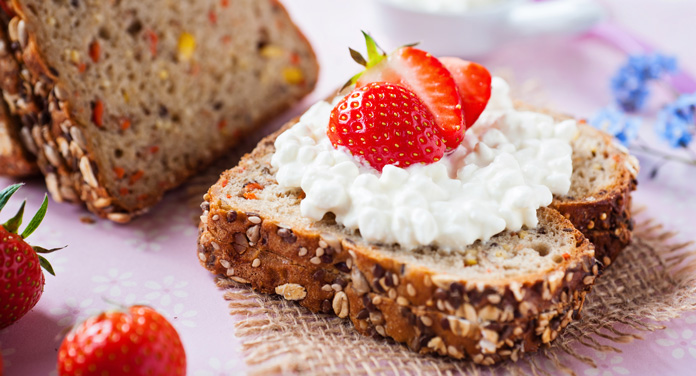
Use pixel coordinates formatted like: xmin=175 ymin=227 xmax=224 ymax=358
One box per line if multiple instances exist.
xmin=349 ymin=48 xmax=367 ymax=66
xmin=0 ymin=183 xmax=22 ymax=212
xmin=3 ymin=200 xmax=25 ymax=234
xmin=33 ymin=245 xmax=66 ymax=254
xmin=21 ymin=194 xmax=47 ymax=239
xmin=38 ymin=254 xmax=55 ymax=276
xmin=341 ymin=71 xmax=363 ymax=91
xmin=361 ymin=31 xmax=385 ymax=68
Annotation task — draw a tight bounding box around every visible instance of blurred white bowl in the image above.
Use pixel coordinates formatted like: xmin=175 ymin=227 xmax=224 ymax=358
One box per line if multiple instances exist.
xmin=372 ymin=0 xmax=606 ymax=57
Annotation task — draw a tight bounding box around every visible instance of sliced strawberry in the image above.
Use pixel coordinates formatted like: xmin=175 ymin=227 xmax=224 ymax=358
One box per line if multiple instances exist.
xmin=440 ymin=57 xmax=492 ymax=128
xmin=328 ymin=82 xmax=445 ymax=172
xmin=355 ymin=47 xmax=465 ymax=150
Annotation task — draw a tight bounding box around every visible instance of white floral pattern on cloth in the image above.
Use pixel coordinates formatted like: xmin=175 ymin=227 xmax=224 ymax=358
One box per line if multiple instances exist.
xmin=159 ymin=303 xmax=198 ymax=328
xmin=582 ymin=352 xmax=630 ymax=376
xmin=91 ymin=268 xmax=138 ymax=300
xmin=49 ymin=297 xmax=100 ymax=328
xmin=656 ymin=316 xmax=696 ymax=360
xmin=193 ymin=357 xmax=246 ymax=376
xmin=123 ymin=218 xmax=197 ymax=253
xmin=0 ymin=341 xmax=16 ymax=369
xmin=143 ymin=275 xmax=190 ymax=307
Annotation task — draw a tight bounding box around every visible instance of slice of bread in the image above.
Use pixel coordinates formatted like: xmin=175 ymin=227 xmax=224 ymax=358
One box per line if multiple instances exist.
xmin=0 ymin=0 xmax=318 ymax=222
xmin=552 ymin=122 xmax=638 ymax=265
xmin=198 ymin=121 xmax=603 ymax=364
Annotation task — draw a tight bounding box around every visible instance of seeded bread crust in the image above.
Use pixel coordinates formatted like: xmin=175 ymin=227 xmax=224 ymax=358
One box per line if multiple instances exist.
xmin=0 ymin=0 xmax=319 ymax=222
xmin=550 ymin=125 xmax=637 ymax=266
xmin=0 ymin=21 xmax=36 ymax=177
xmin=197 ymin=124 xmax=600 ymax=363
xmin=0 ymin=91 xmax=36 ymax=176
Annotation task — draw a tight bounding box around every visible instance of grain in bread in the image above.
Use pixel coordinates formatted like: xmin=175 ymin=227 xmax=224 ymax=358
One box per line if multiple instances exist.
xmin=0 ymin=0 xmax=318 ymax=221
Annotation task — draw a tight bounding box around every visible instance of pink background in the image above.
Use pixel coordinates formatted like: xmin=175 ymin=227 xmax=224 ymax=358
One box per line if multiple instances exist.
xmin=1 ymin=0 xmax=696 ymax=375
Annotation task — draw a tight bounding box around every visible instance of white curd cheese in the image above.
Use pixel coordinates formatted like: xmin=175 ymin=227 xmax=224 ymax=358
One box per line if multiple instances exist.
xmin=271 ymin=78 xmax=577 ymax=252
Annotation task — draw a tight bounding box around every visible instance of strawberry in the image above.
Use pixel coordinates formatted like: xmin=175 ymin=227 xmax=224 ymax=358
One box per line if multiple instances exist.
xmin=0 ymin=184 xmax=61 ymax=329
xmin=346 ymin=32 xmax=466 ymax=150
xmin=440 ymin=57 xmax=492 ymax=128
xmin=58 ymin=305 xmax=186 ymax=376
xmin=328 ymin=82 xmax=445 ymax=172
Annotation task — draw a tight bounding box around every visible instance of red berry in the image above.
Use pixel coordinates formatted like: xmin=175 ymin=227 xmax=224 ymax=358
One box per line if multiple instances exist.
xmin=0 ymin=227 xmax=45 ymax=329
xmin=0 ymin=184 xmax=57 ymax=329
xmin=356 ymin=47 xmax=465 ymax=149
xmin=440 ymin=57 xmax=492 ymax=128
xmin=328 ymin=82 xmax=445 ymax=172
xmin=58 ymin=305 xmax=187 ymax=376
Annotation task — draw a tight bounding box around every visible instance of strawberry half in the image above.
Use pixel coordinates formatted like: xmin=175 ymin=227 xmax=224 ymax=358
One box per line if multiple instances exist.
xmin=328 ymin=82 xmax=445 ymax=172
xmin=0 ymin=184 xmax=62 ymax=329
xmin=348 ymin=33 xmax=466 ymax=150
xmin=440 ymin=57 xmax=492 ymax=128
xmin=58 ymin=305 xmax=186 ymax=376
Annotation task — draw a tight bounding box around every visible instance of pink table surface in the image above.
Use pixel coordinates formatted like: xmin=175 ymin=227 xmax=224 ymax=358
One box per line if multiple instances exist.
xmin=1 ymin=1 xmax=696 ymax=375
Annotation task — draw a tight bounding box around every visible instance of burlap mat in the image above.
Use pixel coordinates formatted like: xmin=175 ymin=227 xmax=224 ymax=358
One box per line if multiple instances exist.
xmin=184 ymin=93 xmax=696 ymax=376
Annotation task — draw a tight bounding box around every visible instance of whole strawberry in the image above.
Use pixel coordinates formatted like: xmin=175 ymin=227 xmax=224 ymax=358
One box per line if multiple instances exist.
xmin=58 ymin=305 xmax=186 ymax=376
xmin=0 ymin=183 xmax=60 ymax=329
xmin=328 ymin=82 xmax=445 ymax=171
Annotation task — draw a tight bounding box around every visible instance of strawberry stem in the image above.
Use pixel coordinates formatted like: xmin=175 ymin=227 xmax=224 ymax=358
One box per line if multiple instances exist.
xmin=101 ymin=297 xmax=131 ymax=311
xmin=0 ymin=183 xmax=22 ymax=212
xmin=21 ymin=194 xmax=48 ymax=239
xmin=3 ymin=200 xmax=25 ymax=233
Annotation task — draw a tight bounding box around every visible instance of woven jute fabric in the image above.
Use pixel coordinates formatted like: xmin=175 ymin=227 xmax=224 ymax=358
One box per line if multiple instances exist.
xmin=185 ymin=98 xmax=696 ymax=376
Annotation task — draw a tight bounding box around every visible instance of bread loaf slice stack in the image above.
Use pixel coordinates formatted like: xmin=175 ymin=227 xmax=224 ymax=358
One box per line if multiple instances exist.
xmin=0 ymin=0 xmax=318 ymax=222
xmin=196 ymin=111 xmax=638 ymax=363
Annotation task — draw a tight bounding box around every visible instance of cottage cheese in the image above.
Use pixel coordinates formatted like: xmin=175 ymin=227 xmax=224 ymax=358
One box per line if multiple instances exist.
xmin=271 ymin=78 xmax=577 ymax=252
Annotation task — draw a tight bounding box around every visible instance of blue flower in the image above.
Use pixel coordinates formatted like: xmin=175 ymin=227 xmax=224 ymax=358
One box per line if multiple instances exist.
xmin=589 ymin=107 xmax=641 ymax=146
xmin=611 ymin=53 xmax=678 ymax=112
xmin=655 ymin=93 xmax=696 ymax=147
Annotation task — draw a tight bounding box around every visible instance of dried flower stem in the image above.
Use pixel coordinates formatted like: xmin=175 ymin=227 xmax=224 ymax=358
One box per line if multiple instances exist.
xmin=631 ymin=143 xmax=696 ymax=166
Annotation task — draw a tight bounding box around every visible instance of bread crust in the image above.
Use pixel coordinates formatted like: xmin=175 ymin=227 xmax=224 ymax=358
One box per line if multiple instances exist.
xmin=0 ymin=20 xmax=36 ymax=177
xmin=0 ymin=0 xmax=319 ymax=222
xmin=549 ymin=126 xmax=637 ymax=266
xmin=197 ymin=125 xmax=600 ymax=363
xmin=0 ymin=96 xmax=37 ymax=176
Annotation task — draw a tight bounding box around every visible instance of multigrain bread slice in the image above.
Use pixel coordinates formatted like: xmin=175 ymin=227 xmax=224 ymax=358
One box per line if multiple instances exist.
xmin=552 ymin=122 xmax=638 ymax=265
xmin=0 ymin=0 xmax=318 ymax=222
xmin=197 ymin=123 xmax=601 ymax=364
xmin=0 ymin=92 xmax=37 ymax=176
xmin=513 ymin=103 xmax=638 ymax=264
